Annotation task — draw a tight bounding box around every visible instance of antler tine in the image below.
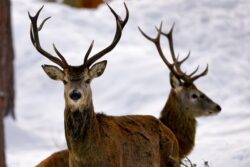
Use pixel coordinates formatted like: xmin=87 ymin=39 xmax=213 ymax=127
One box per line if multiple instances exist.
xmin=138 ymin=21 xmax=162 ymax=43
xmin=160 ymin=24 xmax=182 ymax=69
xmin=154 ymin=22 xmax=172 ymax=68
xmin=188 ymin=65 xmax=199 ymax=77
xmin=158 ymin=24 xmax=195 ymax=83
xmin=190 ymin=64 xmax=209 ymax=82
xmin=122 ymin=2 xmax=129 ymax=28
xmin=140 ymin=22 xmax=186 ymax=80
xmin=29 ymin=6 xmax=68 ymax=68
xmin=108 ymin=2 xmax=129 ymax=29
xmin=138 ymin=26 xmax=157 ymax=43
xmin=142 ymin=22 xmax=209 ymax=84
xmin=139 ymin=22 xmax=172 ymax=68
xmin=84 ymin=3 xmax=129 ymax=67
xmin=38 ymin=16 xmax=51 ymax=31
xmin=159 ymin=24 xmax=178 ymax=62
xmin=83 ymin=40 xmax=94 ymax=65
xmin=53 ymin=44 xmax=69 ymax=66
xmin=179 ymin=50 xmax=191 ymax=65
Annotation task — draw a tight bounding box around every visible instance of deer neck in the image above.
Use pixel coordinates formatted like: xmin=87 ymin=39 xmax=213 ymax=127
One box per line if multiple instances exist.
xmin=160 ymin=89 xmax=197 ymax=158
xmin=64 ymin=100 xmax=99 ymax=155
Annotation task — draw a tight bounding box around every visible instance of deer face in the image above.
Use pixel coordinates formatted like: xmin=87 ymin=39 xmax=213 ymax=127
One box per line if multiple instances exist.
xmin=28 ymin=4 xmax=128 ymax=111
xmin=139 ymin=23 xmax=221 ymax=118
xmin=170 ymin=74 xmax=221 ymax=117
xmin=42 ymin=61 xmax=107 ymax=112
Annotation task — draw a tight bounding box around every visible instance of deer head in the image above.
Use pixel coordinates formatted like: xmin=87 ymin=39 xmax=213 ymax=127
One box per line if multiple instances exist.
xmin=29 ymin=4 xmax=129 ymax=112
xmin=139 ymin=22 xmax=221 ymax=117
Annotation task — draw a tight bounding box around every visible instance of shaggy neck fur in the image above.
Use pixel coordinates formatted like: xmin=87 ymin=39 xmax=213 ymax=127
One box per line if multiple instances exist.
xmin=160 ymin=89 xmax=197 ymax=159
xmin=64 ymin=101 xmax=99 ymax=159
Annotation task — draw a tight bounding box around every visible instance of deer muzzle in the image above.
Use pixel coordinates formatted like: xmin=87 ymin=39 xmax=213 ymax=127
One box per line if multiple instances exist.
xmin=70 ymin=89 xmax=82 ymax=101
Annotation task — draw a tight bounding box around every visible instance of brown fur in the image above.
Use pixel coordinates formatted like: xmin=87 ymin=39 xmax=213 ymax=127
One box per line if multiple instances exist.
xmin=36 ymin=105 xmax=180 ymax=167
xmin=138 ymin=22 xmax=221 ymax=160
xmin=64 ymin=102 xmax=179 ymax=167
xmin=160 ymin=89 xmax=196 ymax=159
xmin=36 ymin=62 xmax=181 ymax=166
xmin=36 ymin=150 xmax=69 ymax=167
xmin=159 ymin=78 xmax=221 ymax=159
xmin=36 ymin=88 xmax=196 ymax=166
xmin=80 ymin=0 xmax=103 ymax=8
xmin=35 ymin=72 xmax=220 ymax=166
xmin=32 ymin=4 xmax=182 ymax=166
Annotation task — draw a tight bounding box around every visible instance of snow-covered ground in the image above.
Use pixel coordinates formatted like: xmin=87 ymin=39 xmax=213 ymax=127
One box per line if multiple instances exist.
xmin=5 ymin=0 xmax=250 ymax=166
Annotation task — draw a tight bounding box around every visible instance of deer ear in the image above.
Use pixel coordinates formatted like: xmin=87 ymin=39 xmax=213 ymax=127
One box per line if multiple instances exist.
xmin=89 ymin=60 xmax=107 ymax=79
xmin=170 ymin=73 xmax=182 ymax=89
xmin=42 ymin=65 xmax=64 ymax=80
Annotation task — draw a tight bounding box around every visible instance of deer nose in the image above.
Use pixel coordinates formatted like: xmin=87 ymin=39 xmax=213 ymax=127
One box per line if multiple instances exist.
xmin=70 ymin=90 xmax=82 ymax=101
xmin=215 ymin=105 xmax=221 ymax=112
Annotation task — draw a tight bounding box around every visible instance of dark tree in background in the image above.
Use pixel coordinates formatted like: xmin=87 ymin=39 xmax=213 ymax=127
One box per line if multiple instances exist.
xmin=63 ymin=0 xmax=104 ymax=8
xmin=0 ymin=0 xmax=15 ymax=165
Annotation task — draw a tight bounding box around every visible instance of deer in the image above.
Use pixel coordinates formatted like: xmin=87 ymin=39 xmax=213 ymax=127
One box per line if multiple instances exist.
xmin=30 ymin=4 xmax=180 ymax=167
xmin=36 ymin=150 xmax=69 ymax=167
xmin=138 ymin=22 xmax=221 ymax=159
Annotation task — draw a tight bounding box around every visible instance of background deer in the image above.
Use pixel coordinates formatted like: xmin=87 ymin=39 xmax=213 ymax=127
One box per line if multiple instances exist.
xmin=139 ymin=22 xmax=221 ymax=159
xmin=30 ymin=5 xmax=180 ymax=167
xmin=36 ymin=150 xmax=68 ymax=167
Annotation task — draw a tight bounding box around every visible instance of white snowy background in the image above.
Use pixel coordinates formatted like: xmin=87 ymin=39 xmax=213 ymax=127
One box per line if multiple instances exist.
xmin=5 ymin=0 xmax=250 ymax=166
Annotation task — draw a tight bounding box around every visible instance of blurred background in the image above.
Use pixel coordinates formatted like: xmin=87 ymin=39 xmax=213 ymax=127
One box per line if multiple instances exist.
xmin=0 ymin=0 xmax=249 ymax=166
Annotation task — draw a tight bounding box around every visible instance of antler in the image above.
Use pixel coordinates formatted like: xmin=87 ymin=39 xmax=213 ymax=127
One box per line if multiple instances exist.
xmin=29 ymin=4 xmax=128 ymax=69
xmin=138 ymin=22 xmax=208 ymax=84
xmin=28 ymin=6 xmax=68 ymax=69
xmin=83 ymin=3 xmax=129 ymax=68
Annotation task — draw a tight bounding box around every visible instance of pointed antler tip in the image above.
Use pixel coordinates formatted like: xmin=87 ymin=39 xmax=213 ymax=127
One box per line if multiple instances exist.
xmin=201 ymin=64 xmax=209 ymax=75
xmin=28 ymin=11 xmax=32 ymax=18
xmin=155 ymin=22 xmax=163 ymax=32
xmin=38 ymin=5 xmax=44 ymax=13
xmin=169 ymin=23 xmax=175 ymax=33
xmin=84 ymin=2 xmax=128 ymax=67
xmin=172 ymin=22 xmax=175 ymax=28
xmin=37 ymin=5 xmax=44 ymax=13
xmin=205 ymin=64 xmax=209 ymax=71
xmin=154 ymin=25 xmax=158 ymax=31
xmin=138 ymin=26 xmax=144 ymax=33
xmin=160 ymin=21 xmax=163 ymax=26
xmin=106 ymin=3 xmax=113 ymax=11
xmin=123 ymin=3 xmax=129 ymax=24
xmin=123 ymin=2 xmax=127 ymax=8
xmin=158 ymin=21 xmax=163 ymax=31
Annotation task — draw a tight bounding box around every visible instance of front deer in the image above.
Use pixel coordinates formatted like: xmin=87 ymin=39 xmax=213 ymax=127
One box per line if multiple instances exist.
xmin=139 ymin=23 xmax=221 ymax=159
xmin=30 ymin=5 xmax=180 ymax=167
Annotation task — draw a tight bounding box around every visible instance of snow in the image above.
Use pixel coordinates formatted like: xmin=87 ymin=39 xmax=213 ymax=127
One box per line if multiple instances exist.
xmin=5 ymin=0 xmax=250 ymax=166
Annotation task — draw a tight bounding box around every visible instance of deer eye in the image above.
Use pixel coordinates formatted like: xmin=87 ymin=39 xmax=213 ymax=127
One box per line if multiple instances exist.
xmin=191 ymin=94 xmax=198 ymax=99
xmin=63 ymin=80 xmax=68 ymax=85
xmin=200 ymin=94 xmax=205 ymax=99
xmin=85 ymin=79 xmax=91 ymax=84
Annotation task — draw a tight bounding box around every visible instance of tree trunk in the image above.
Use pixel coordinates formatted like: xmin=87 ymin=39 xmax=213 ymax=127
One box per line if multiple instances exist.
xmin=0 ymin=116 xmax=5 ymax=167
xmin=0 ymin=0 xmax=15 ymax=165
xmin=0 ymin=0 xmax=15 ymax=119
